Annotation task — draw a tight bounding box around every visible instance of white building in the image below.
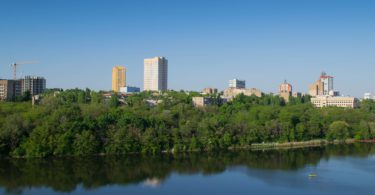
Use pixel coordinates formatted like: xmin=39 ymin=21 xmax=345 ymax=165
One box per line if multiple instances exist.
xmin=229 ymin=79 xmax=245 ymax=89
xmin=364 ymin=93 xmax=372 ymax=100
xmin=144 ymin=57 xmax=168 ymax=91
xmin=120 ymin=86 xmax=140 ymax=93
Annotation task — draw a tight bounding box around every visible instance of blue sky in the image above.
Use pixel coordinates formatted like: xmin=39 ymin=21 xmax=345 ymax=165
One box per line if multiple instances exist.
xmin=1 ymin=0 xmax=374 ymax=97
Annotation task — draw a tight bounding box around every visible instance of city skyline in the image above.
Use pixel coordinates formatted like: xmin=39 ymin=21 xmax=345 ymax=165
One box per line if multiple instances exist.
xmin=1 ymin=0 xmax=375 ymax=97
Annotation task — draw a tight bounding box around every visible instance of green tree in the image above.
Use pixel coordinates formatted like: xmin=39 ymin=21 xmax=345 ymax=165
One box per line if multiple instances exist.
xmin=326 ymin=121 xmax=350 ymax=141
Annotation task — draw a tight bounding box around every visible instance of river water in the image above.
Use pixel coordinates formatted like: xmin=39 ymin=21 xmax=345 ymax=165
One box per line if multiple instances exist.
xmin=0 ymin=143 xmax=374 ymax=195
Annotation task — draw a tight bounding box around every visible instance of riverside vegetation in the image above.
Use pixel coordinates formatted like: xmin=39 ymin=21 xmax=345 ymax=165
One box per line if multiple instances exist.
xmin=1 ymin=89 xmax=375 ymax=158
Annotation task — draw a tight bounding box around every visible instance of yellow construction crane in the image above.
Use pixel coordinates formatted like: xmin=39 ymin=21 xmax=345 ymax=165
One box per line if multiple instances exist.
xmin=10 ymin=61 xmax=38 ymax=80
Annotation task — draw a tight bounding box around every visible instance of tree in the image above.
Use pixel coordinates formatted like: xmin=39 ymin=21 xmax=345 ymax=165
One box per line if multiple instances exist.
xmin=73 ymin=130 xmax=99 ymax=155
xmin=109 ymin=94 xmax=119 ymax=108
xmin=326 ymin=121 xmax=350 ymax=141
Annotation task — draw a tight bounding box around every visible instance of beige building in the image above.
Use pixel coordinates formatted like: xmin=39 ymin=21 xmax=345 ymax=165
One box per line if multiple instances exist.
xmin=279 ymin=80 xmax=292 ymax=102
xmin=144 ymin=57 xmax=168 ymax=91
xmin=311 ymin=96 xmax=359 ymax=108
xmin=192 ymin=96 xmax=228 ymax=107
xmin=112 ymin=66 xmax=126 ymax=92
xmin=202 ymin=88 xmax=218 ymax=95
xmin=223 ymin=87 xmax=262 ymax=99
xmin=309 ymin=72 xmax=334 ymax=96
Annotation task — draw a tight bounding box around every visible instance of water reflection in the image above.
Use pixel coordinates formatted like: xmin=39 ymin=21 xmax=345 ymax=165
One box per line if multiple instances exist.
xmin=0 ymin=143 xmax=374 ymax=194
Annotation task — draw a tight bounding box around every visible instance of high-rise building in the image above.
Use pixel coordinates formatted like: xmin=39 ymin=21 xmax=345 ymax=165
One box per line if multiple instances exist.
xmin=229 ymin=79 xmax=245 ymax=89
xmin=279 ymin=80 xmax=292 ymax=102
xmin=309 ymin=72 xmax=334 ymax=96
xmin=144 ymin=57 xmax=168 ymax=91
xmin=0 ymin=79 xmax=21 ymax=101
xmin=20 ymin=76 xmax=46 ymax=96
xmin=320 ymin=72 xmax=334 ymax=95
xmin=112 ymin=66 xmax=126 ymax=92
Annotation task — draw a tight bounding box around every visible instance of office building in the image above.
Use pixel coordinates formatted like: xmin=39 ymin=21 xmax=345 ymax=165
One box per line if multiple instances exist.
xmin=112 ymin=66 xmax=126 ymax=92
xmin=309 ymin=72 xmax=334 ymax=96
xmin=144 ymin=57 xmax=168 ymax=91
xmin=279 ymin=80 xmax=292 ymax=102
xmin=229 ymin=79 xmax=245 ymax=89
xmin=311 ymin=96 xmax=359 ymax=108
xmin=20 ymin=76 xmax=46 ymax=96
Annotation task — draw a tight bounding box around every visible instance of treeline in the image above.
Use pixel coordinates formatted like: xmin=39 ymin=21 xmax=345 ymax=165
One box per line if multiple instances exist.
xmin=1 ymin=89 xmax=375 ymax=157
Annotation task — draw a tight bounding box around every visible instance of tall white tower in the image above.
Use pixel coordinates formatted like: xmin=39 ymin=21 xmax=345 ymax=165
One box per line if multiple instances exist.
xmin=144 ymin=57 xmax=168 ymax=91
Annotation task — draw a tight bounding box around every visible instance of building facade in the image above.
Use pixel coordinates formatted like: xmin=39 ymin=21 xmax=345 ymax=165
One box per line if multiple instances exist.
xmin=311 ymin=96 xmax=359 ymax=108
xmin=192 ymin=96 xmax=228 ymax=107
xmin=364 ymin=93 xmax=373 ymax=100
xmin=144 ymin=57 xmax=168 ymax=91
xmin=112 ymin=66 xmax=126 ymax=92
xmin=279 ymin=80 xmax=292 ymax=102
xmin=223 ymin=87 xmax=262 ymax=99
xmin=120 ymin=86 xmax=141 ymax=93
xmin=202 ymin=88 xmax=218 ymax=94
xmin=20 ymin=76 xmax=46 ymax=96
xmin=229 ymin=79 xmax=245 ymax=89
xmin=0 ymin=79 xmax=21 ymax=101
xmin=309 ymin=72 xmax=334 ymax=96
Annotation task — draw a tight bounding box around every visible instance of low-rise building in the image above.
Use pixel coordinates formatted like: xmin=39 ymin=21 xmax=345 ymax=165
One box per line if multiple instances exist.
xmin=311 ymin=96 xmax=359 ymax=108
xmin=223 ymin=87 xmax=262 ymax=99
xmin=192 ymin=96 xmax=228 ymax=107
xmin=120 ymin=86 xmax=140 ymax=93
xmin=202 ymin=88 xmax=218 ymax=95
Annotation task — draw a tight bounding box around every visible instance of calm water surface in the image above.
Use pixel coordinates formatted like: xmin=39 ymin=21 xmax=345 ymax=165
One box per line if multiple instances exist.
xmin=1 ymin=143 xmax=375 ymax=195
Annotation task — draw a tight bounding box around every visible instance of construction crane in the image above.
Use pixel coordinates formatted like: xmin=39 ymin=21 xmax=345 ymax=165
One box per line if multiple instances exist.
xmin=10 ymin=61 xmax=38 ymax=80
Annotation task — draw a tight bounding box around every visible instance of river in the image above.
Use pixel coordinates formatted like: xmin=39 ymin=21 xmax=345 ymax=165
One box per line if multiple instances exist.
xmin=0 ymin=143 xmax=374 ymax=195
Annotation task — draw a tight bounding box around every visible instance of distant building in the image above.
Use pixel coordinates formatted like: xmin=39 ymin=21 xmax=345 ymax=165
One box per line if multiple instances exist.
xmin=20 ymin=76 xmax=46 ymax=96
xmin=112 ymin=66 xmax=126 ymax=92
xmin=309 ymin=72 xmax=334 ymax=96
xmin=292 ymin=92 xmax=304 ymax=98
xmin=279 ymin=80 xmax=292 ymax=102
xmin=202 ymin=88 xmax=218 ymax=95
xmin=120 ymin=86 xmax=140 ymax=93
xmin=144 ymin=56 xmax=168 ymax=91
xmin=229 ymin=79 xmax=245 ymax=89
xmin=0 ymin=79 xmax=21 ymax=101
xmin=364 ymin=93 xmax=372 ymax=100
xmin=223 ymin=87 xmax=262 ymax=99
xmin=192 ymin=96 xmax=228 ymax=107
xmin=311 ymin=96 xmax=359 ymax=108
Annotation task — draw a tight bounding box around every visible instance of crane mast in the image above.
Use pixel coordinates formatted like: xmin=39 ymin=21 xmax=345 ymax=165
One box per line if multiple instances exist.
xmin=11 ymin=61 xmax=38 ymax=80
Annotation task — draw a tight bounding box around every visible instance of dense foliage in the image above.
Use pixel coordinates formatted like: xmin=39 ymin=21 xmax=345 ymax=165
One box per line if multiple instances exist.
xmin=1 ymin=89 xmax=375 ymax=157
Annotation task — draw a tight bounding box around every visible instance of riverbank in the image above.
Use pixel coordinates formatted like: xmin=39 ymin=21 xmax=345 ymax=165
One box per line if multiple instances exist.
xmin=231 ymin=139 xmax=358 ymax=151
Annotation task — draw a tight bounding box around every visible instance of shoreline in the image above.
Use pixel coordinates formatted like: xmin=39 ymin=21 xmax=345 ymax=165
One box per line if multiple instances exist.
xmin=9 ymin=139 xmax=373 ymax=159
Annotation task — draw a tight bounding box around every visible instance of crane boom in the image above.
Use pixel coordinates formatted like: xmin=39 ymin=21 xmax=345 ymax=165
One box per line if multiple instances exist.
xmin=11 ymin=61 xmax=39 ymax=80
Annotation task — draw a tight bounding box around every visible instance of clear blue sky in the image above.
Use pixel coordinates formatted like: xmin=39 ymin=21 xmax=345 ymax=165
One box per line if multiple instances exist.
xmin=1 ymin=0 xmax=374 ymax=97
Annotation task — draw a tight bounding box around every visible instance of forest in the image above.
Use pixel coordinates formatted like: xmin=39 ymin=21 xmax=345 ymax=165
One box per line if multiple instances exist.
xmin=1 ymin=89 xmax=375 ymax=157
